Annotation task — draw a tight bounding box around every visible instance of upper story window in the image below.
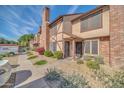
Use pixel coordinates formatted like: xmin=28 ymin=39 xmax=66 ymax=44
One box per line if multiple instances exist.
xmin=81 ymin=11 xmax=102 ymax=32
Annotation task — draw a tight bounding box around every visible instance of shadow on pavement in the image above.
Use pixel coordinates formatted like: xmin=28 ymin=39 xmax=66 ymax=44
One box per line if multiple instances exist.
xmin=15 ymin=70 xmax=32 ymax=86
xmin=11 ymin=64 xmax=20 ymax=68
xmin=19 ymin=77 xmax=50 ymax=88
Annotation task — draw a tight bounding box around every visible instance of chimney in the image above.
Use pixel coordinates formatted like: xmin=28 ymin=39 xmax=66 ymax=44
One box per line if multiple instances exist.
xmin=42 ymin=7 xmax=50 ymax=50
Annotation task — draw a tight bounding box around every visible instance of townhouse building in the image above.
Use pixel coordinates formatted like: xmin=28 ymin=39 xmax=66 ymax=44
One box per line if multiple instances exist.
xmin=34 ymin=5 xmax=124 ymax=67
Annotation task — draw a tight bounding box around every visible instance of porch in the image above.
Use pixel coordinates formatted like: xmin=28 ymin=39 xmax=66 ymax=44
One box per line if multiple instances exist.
xmin=63 ymin=32 xmax=84 ymax=59
xmin=63 ymin=32 xmax=100 ymax=61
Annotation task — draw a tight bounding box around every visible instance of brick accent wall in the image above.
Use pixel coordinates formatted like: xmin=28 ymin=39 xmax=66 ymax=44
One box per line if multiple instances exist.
xmin=110 ymin=6 xmax=124 ymax=68
xmin=100 ymin=37 xmax=110 ymax=65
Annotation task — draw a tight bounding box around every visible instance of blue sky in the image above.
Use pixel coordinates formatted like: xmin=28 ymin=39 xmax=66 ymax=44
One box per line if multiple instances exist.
xmin=0 ymin=5 xmax=97 ymax=41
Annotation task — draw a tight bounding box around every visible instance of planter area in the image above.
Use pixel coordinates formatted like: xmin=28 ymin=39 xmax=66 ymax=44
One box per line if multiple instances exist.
xmin=25 ymin=51 xmax=124 ymax=88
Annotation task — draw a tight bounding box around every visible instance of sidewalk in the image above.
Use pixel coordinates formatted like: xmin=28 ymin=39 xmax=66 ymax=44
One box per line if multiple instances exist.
xmin=14 ymin=54 xmax=49 ymax=88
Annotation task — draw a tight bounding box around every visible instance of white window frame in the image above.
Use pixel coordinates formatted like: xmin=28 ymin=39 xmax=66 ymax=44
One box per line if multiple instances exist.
xmin=84 ymin=39 xmax=99 ymax=56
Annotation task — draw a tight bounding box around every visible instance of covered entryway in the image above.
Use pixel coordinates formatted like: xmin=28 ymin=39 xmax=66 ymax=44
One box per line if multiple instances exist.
xmin=62 ymin=32 xmax=83 ymax=59
xmin=75 ymin=42 xmax=83 ymax=57
xmin=64 ymin=41 xmax=70 ymax=57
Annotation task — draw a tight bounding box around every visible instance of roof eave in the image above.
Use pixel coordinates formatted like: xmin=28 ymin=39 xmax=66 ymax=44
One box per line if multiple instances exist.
xmin=71 ymin=5 xmax=109 ymax=22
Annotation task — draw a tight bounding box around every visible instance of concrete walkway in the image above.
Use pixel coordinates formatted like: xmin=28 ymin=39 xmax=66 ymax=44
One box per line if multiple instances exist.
xmin=14 ymin=54 xmax=50 ymax=88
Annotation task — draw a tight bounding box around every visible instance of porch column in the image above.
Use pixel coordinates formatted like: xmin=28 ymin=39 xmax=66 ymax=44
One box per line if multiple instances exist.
xmin=72 ymin=39 xmax=76 ymax=60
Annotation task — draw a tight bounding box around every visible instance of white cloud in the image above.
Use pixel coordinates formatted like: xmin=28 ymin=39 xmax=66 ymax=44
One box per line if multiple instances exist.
xmin=0 ymin=6 xmax=41 ymax=38
xmin=67 ymin=6 xmax=79 ymax=14
xmin=0 ymin=17 xmax=18 ymax=27
xmin=8 ymin=26 xmax=22 ymax=36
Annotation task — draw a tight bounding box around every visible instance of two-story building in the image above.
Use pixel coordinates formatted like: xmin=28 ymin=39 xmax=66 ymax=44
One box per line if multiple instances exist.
xmin=36 ymin=5 xmax=124 ymax=68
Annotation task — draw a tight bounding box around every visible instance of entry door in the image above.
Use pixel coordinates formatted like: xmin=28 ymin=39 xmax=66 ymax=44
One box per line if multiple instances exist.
xmin=76 ymin=42 xmax=82 ymax=56
xmin=64 ymin=41 xmax=70 ymax=57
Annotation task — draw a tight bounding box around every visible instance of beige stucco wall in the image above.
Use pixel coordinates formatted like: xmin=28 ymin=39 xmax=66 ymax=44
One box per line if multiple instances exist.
xmin=72 ymin=9 xmax=110 ymax=39
xmin=49 ymin=21 xmax=63 ymax=51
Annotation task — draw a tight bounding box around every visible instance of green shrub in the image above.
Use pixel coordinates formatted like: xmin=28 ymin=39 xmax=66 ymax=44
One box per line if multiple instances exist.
xmin=53 ymin=51 xmax=63 ymax=59
xmin=109 ymin=71 xmax=124 ymax=88
xmin=45 ymin=68 xmax=62 ymax=81
xmin=95 ymin=55 xmax=104 ymax=64
xmin=45 ymin=68 xmax=90 ymax=88
xmin=27 ymin=53 xmax=33 ymax=56
xmin=4 ymin=52 xmax=10 ymax=57
xmin=27 ymin=52 xmax=33 ymax=56
xmin=0 ymin=54 xmax=5 ymax=57
xmin=44 ymin=50 xmax=53 ymax=57
xmin=77 ymin=59 xmax=84 ymax=64
xmin=34 ymin=60 xmax=47 ymax=65
xmin=93 ymin=69 xmax=124 ymax=88
xmin=51 ymin=55 xmax=56 ymax=58
xmin=9 ymin=52 xmax=15 ymax=56
xmin=93 ymin=69 xmax=112 ymax=87
xmin=60 ymin=73 xmax=89 ymax=88
xmin=32 ymin=48 xmax=36 ymax=51
xmin=86 ymin=60 xmax=100 ymax=70
xmin=0 ymin=55 xmax=3 ymax=60
xmin=27 ymin=55 xmax=38 ymax=59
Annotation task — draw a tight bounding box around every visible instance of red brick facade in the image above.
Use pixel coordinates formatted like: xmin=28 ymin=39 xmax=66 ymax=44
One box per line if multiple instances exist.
xmin=100 ymin=37 xmax=110 ymax=65
xmin=110 ymin=6 xmax=124 ymax=68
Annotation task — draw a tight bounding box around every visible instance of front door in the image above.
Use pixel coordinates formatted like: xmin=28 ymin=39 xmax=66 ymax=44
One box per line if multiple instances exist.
xmin=64 ymin=41 xmax=70 ymax=57
xmin=76 ymin=42 xmax=82 ymax=57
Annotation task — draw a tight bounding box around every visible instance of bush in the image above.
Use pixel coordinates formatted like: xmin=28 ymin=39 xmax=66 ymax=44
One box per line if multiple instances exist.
xmin=36 ymin=47 xmax=45 ymax=55
xmin=45 ymin=68 xmax=62 ymax=81
xmin=60 ymin=73 xmax=89 ymax=88
xmin=93 ymin=69 xmax=124 ymax=88
xmin=53 ymin=51 xmax=63 ymax=59
xmin=0 ymin=55 xmax=3 ymax=60
xmin=45 ymin=68 xmax=89 ymax=88
xmin=27 ymin=52 xmax=33 ymax=56
xmin=34 ymin=60 xmax=47 ymax=65
xmin=27 ymin=55 xmax=38 ymax=59
xmin=9 ymin=52 xmax=15 ymax=56
xmin=4 ymin=52 xmax=10 ymax=57
xmin=44 ymin=50 xmax=53 ymax=57
xmin=77 ymin=59 xmax=84 ymax=64
xmin=86 ymin=60 xmax=100 ymax=70
xmin=109 ymin=71 xmax=124 ymax=88
xmin=94 ymin=56 xmax=104 ymax=64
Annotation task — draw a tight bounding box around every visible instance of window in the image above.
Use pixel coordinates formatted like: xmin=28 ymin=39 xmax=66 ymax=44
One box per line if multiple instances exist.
xmin=81 ymin=12 xmax=102 ymax=32
xmin=84 ymin=39 xmax=99 ymax=55
xmin=92 ymin=40 xmax=98 ymax=54
xmin=85 ymin=41 xmax=90 ymax=54
xmin=49 ymin=42 xmax=56 ymax=52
